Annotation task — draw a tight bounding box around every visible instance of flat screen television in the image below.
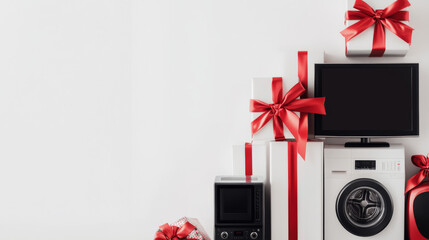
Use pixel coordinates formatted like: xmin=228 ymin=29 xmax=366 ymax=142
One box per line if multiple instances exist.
xmin=314 ymin=64 xmax=419 ymax=143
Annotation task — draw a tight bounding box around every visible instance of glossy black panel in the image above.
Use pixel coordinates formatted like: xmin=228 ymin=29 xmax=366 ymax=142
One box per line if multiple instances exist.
xmin=413 ymin=192 xmax=429 ymax=238
xmin=315 ymin=64 xmax=419 ymax=136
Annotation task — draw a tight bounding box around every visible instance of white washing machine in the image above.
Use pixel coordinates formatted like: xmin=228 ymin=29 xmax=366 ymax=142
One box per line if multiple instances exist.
xmin=324 ymin=144 xmax=405 ymax=239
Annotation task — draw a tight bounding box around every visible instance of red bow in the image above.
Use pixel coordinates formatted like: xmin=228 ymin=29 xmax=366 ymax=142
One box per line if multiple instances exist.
xmin=341 ymin=0 xmax=413 ymax=57
xmin=405 ymin=155 xmax=429 ymax=193
xmin=154 ymin=222 xmax=198 ymax=240
xmin=250 ymin=78 xmax=325 ymax=159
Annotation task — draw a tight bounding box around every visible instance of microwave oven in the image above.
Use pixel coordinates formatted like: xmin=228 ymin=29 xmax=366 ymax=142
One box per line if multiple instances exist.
xmin=214 ymin=176 xmax=264 ymax=240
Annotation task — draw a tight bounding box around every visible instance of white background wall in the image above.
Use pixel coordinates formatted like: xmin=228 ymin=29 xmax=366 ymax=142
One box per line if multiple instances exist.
xmin=0 ymin=0 xmax=428 ymax=239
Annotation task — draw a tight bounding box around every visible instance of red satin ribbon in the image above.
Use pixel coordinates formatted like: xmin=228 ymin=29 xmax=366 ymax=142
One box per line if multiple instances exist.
xmin=288 ymin=141 xmax=298 ymax=240
xmin=250 ymin=52 xmax=326 ymax=159
xmin=298 ymin=51 xmax=308 ymax=98
xmin=245 ymin=142 xmax=253 ymax=182
xmin=297 ymin=51 xmax=309 ymax=159
xmin=405 ymin=155 xmax=429 ymax=193
xmin=154 ymin=222 xmax=198 ymax=240
xmin=341 ymin=0 xmax=413 ymax=57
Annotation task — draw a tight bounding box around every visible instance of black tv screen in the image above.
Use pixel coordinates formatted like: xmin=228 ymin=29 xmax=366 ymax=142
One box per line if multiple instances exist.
xmin=315 ymin=64 xmax=419 ymax=136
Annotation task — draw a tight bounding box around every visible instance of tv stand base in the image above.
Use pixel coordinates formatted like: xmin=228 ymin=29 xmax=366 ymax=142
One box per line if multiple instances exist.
xmin=344 ymin=138 xmax=390 ymax=148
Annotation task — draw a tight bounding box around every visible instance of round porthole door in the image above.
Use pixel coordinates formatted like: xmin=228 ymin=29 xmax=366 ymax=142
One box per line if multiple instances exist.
xmin=336 ymin=178 xmax=393 ymax=237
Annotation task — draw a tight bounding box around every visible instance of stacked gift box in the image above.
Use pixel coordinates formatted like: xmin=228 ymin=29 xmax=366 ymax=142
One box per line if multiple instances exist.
xmin=232 ymin=51 xmax=325 ymax=240
xmin=341 ymin=0 xmax=413 ymax=57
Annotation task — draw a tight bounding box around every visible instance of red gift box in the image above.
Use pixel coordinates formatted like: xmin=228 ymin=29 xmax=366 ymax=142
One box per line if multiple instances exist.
xmin=405 ymin=155 xmax=429 ymax=240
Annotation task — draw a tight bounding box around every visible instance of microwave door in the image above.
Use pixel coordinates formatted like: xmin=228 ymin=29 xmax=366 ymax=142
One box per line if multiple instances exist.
xmin=218 ymin=186 xmax=254 ymax=223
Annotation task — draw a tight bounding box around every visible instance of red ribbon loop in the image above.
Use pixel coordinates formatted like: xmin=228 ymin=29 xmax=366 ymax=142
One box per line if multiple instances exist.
xmin=154 ymin=222 xmax=198 ymax=240
xmin=250 ymin=52 xmax=326 ymax=159
xmin=341 ymin=0 xmax=413 ymax=57
xmin=250 ymin=81 xmax=325 ymax=155
xmin=405 ymin=155 xmax=429 ymax=193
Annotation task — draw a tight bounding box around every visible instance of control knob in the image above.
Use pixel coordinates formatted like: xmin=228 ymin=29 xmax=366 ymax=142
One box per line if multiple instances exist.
xmin=220 ymin=231 xmax=228 ymax=239
xmin=250 ymin=232 xmax=258 ymax=239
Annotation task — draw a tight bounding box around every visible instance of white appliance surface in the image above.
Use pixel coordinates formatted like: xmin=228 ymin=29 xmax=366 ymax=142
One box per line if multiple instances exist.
xmin=324 ymin=144 xmax=405 ymax=240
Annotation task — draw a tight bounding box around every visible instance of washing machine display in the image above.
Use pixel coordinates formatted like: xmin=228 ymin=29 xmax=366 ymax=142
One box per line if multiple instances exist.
xmin=336 ymin=179 xmax=393 ymax=237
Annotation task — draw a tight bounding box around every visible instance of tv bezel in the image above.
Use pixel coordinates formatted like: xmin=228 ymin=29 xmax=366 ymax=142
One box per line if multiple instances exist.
xmin=314 ymin=63 xmax=419 ymax=137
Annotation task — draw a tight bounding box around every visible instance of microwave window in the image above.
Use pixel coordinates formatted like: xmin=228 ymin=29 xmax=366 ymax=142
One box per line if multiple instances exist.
xmin=218 ymin=186 xmax=253 ymax=223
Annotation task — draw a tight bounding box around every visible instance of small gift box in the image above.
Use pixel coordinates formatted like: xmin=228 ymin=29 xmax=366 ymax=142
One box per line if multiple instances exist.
xmin=233 ymin=142 xmax=269 ymax=182
xmin=341 ymin=0 xmax=414 ymax=57
xmin=270 ymin=141 xmax=324 ymax=240
xmin=154 ymin=217 xmax=211 ymax=240
xmin=250 ymin=51 xmax=324 ymax=143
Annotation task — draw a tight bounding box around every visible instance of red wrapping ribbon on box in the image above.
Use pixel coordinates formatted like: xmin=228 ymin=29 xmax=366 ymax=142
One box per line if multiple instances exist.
xmin=405 ymin=154 xmax=429 ymax=193
xmin=249 ymin=52 xmax=326 ymax=160
xmin=340 ymin=0 xmax=414 ymax=57
xmin=154 ymin=222 xmax=198 ymax=240
xmin=245 ymin=52 xmax=323 ymax=176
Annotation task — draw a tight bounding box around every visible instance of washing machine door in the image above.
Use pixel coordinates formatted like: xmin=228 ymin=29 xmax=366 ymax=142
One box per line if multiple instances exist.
xmin=336 ymin=178 xmax=393 ymax=237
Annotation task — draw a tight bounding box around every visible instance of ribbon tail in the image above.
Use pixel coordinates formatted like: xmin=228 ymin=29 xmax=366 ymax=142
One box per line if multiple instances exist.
xmin=370 ymin=21 xmax=386 ymax=57
xmin=341 ymin=17 xmax=376 ymax=42
xmin=154 ymin=231 xmax=168 ymax=240
xmin=273 ymin=115 xmax=285 ymax=141
xmin=382 ymin=0 xmax=411 ymax=17
xmin=389 ymin=11 xmax=409 ymax=21
xmin=382 ymin=18 xmax=413 ymax=45
xmin=176 ymin=222 xmax=196 ymax=239
xmin=286 ymin=98 xmax=326 ymax=115
xmin=405 ymin=170 xmax=426 ymax=193
xmin=297 ymin=114 xmax=308 ymax=160
xmin=251 ymin=111 xmax=274 ymax=136
xmin=278 ymin=109 xmax=300 ymax=141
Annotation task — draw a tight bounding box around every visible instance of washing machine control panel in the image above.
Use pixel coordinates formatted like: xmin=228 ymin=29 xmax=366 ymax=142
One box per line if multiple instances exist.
xmin=381 ymin=160 xmax=402 ymax=172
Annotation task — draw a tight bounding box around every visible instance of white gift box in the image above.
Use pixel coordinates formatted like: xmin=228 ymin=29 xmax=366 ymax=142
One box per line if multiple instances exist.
xmin=345 ymin=0 xmax=411 ymax=56
xmin=233 ymin=142 xmax=269 ymax=183
xmin=270 ymin=141 xmax=324 ymax=240
xmin=251 ymin=51 xmax=324 ymax=141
